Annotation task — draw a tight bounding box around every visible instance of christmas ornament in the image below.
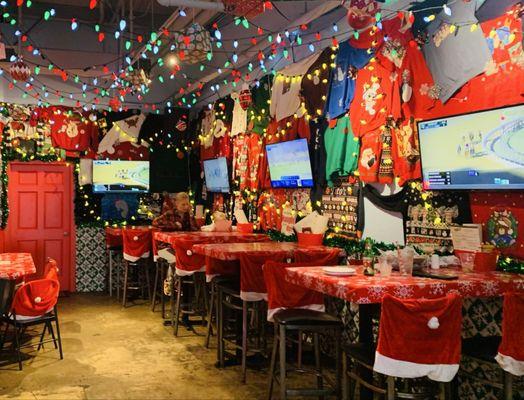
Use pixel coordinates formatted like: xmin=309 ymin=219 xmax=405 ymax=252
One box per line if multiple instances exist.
xmin=222 ymin=0 xmax=265 ymax=19
xmin=173 ymin=23 xmax=212 ymax=64
xmin=487 ymin=209 xmax=518 ymax=248
xmin=10 ymin=58 xmax=31 ymax=82
xmin=175 ymin=118 xmax=187 ymax=132
xmin=239 ymin=88 xmax=252 ymax=110
xmin=109 ymin=96 xmax=121 ymax=112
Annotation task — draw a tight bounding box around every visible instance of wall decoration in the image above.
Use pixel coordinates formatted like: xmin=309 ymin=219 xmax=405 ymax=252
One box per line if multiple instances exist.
xmin=322 ymin=178 xmax=362 ymax=238
xmin=487 ymin=209 xmax=518 ymax=248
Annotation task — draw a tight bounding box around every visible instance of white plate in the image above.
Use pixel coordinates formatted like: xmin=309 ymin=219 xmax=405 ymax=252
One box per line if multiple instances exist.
xmin=322 ymin=267 xmax=356 ymax=276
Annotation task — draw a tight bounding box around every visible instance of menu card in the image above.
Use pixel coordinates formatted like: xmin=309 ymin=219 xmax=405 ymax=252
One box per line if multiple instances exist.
xmin=450 ymin=225 xmax=482 ymax=252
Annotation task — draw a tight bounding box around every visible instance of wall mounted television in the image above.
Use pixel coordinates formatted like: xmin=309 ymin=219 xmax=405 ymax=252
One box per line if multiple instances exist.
xmin=203 ymin=157 xmax=230 ymax=193
xmin=418 ymin=104 xmax=524 ymax=190
xmin=92 ymin=160 xmax=150 ymax=193
xmin=266 ymin=138 xmax=314 ymax=188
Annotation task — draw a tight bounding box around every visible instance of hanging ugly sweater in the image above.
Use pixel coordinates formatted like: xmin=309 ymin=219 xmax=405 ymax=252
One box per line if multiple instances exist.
xmin=50 ymin=108 xmax=99 ymax=154
xmin=300 ymin=47 xmax=333 ymax=119
xmin=247 ymin=75 xmax=272 ymax=135
xmin=325 ymin=41 xmax=374 ymax=120
xmin=269 ymin=52 xmax=321 ymax=122
xmin=423 ymin=0 xmax=492 ymax=103
xmin=363 ymin=182 xmax=472 ymax=253
xmin=230 ymin=91 xmax=248 ymax=137
xmin=324 ymin=115 xmax=360 ymax=186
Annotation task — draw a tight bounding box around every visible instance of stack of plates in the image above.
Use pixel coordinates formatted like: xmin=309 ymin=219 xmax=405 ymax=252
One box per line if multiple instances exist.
xmin=322 ymin=267 xmax=356 ymax=276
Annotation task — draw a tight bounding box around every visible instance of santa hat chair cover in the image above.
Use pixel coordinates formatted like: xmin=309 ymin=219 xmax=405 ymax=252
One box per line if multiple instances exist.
xmin=374 ymin=293 xmax=462 ymax=382
xmin=264 ymin=261 xmax=335 ymax=322
xmin=294 ymin=247 xmax=341 ymax=265
xmin=238 ymin=252 xmax=289 ymax=302
xmin=122 ymin=228 xmax=152 ymax=262
xmin=11 ymin=279 xmax=60 ymax=320
xmin=495 ymin=292 xmax=524 ymax=376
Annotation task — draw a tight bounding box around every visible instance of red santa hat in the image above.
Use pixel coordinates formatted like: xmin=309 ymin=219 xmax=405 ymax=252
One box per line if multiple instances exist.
xmin=373 ymin=293 xmax=462 ymax=382
xmin=122 ymin=228 xmax=152 ymax=262
xmin=495 ymin=293 xmax=524 ymax=376
xmin=11 ymin=279 xmax=59 ymax=318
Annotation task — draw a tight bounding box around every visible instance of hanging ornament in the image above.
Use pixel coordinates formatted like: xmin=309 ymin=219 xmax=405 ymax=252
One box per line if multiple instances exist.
xmin=172 ymin=23 xmax=211 ymax=64
xmin=487 ymin=209 xmax=518 ymax=249
xmin=109 ymin=96 xmax=121 ymax=112
xmin=222 ymin=0 xmax=265 ymax=19
xmin=175 ymin=118 xmax=187 ymax=132
xmin=346 ymin=0 xmax=380 ymax=30
xmin=239 ymin=87 xmax=252 ymax=110
xmin=10 ymin=58 xmax=31 ymax=82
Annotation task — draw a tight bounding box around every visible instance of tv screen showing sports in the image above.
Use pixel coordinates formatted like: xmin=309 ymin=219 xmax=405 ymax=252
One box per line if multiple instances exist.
xmin=203 ymin=157 xmax=230 ymax=193
xmin=418 ymin=104 xmax=524 ymax=190
xmin=266 ymin=139 xmax=314 ymax=188
xmin=93 ymin=160 xmax=150 ymax=193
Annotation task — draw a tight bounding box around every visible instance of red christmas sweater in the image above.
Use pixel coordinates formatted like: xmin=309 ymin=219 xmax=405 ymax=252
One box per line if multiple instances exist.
xmin=49 ymin=108 xmax=99 ymax=154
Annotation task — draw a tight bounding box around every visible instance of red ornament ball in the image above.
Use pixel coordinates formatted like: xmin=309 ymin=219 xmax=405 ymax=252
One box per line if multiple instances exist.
xmin=10 ymin=59 xmax=31 ymax=82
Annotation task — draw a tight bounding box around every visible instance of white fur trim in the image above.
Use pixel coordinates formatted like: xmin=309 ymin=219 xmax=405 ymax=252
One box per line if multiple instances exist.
xmin=123 ymin=251 xmax=150 ymax=262
xmin=158 ymin=248 xmax=176 ymax=264
xmin=175 ymin=265 xmax=205 ymax=276
xmin=495 ymin=353 xmax=524 ymax=376
xmin=240 ymin=291 xmax=267 ymax=302
xmin=267 ymin=304 xmax=325 ymax=322
xmin=373 ymin=352 xmax=459 ymax=382
xmin=206 ymin=273 xmax=218 ymax=283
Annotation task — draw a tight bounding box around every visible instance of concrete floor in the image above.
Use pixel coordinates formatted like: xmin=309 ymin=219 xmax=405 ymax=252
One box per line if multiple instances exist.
xmin=0 ymin=294 xmax=270 ymax=400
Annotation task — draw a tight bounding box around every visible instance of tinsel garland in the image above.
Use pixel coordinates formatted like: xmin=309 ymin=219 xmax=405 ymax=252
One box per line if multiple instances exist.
xmin=267 ymin=229 xmax=397 ymax=256
xmin=497 ymin=255 xmax=524 ymax=274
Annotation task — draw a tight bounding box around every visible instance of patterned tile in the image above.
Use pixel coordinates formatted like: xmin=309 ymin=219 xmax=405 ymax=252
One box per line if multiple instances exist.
xmin=76 ymin=226 xmax=108 ymax=292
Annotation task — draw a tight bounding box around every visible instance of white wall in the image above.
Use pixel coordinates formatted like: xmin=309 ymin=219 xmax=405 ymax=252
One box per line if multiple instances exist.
xmin=362 ymin=182 xmax=405 ymax=245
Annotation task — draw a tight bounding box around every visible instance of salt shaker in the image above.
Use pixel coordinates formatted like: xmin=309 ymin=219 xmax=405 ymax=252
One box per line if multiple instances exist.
xmin=431 ymin=254 xmax=440 ymax=270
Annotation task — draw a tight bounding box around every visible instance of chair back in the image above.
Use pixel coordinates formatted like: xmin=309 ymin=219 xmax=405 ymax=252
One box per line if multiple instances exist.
xmin=122 ymin=228 xmax=152 ymax=262
xmin=374 ymin=293 xmax=462 ymax=382
xmin=238 ymin=252 xmax=289 ymax=301
xmin=43 ymin=258 xmax=59 ymax=281
xmin=496 ymin=292 xmax=524 ymax=376
xmin=11 ymin=278 xmax=60 ymax=318
xmin=263 ymin=261 xmax=332 ymax=321
xmin=294 ymin=247 xmax=341 ymax=264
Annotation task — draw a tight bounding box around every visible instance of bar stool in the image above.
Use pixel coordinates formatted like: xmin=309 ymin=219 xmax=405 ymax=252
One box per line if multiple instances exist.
xmin=461 ymin=292 xmax=523 ymax=400
xmin=264 ymin=260 xmax=343 ymax=399
xmin=344 ymin=293 xmax=462 ymax=400
xmin=121 ymin=228 xmax=152 ymax=308
xmin=171 ymin=271 xmax=208 ymax=336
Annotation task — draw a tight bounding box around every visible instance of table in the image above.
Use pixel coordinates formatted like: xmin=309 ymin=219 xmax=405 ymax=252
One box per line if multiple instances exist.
xmin=283 ymin=266 xmax=524 ymax=399
xmin=153 ymin=231 xmax=268 ymax=248
xmin=193 ymin=242 xmax=342 ymax=300
xmin=283 ymin=266 xmax=524 ymax=304
xmin=0 ymin=253 xmax=36 ymax=315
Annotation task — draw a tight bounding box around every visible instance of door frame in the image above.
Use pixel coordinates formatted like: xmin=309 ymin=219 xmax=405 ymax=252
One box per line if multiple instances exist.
xmin=6 ymin=161 xmax=76 ymax=292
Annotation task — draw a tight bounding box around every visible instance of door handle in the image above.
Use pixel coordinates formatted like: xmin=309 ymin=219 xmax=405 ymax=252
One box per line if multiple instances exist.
xmin=63 ymin=232 xmax=69 ymax=236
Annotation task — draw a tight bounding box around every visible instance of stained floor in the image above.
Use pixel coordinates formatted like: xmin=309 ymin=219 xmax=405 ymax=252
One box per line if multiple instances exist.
xmin=0 ymin=294 xmax=269 ymax=400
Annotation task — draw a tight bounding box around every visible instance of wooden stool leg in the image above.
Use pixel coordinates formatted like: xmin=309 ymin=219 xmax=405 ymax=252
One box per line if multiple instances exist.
xmin=504 ymin=371 xmax=513 ymax=400
xmin=217 ymin=286 xmax=225 ymax=368
xmin=116 ymin=255 xmax=121 ymax=301
xmin=205 ymin=280 xmax=216 ymax=348
xmin=241 ymin=300 xmax=248 ymax=384
xmin=267 ymin=323 xmax=279 ymax=400
xmin=151 ymin=262 xmax=160 ymax=311
xmin=335 ymin=329 xmax=342 ymax=399
xmin=161 ymin=263 xmax=166 ymax=319
xmin=122 ymin=262 xmax=129 ymax=308
xmin=279 ymin=324 xmax=287 ymax=400
xmin=145 ymin=263 xmax=151 ymax=301
xmin=386 ymin=376 xmax=395 ymax=400
xmin=108 ymin=250 xmax=113 ymax=297
xmin=313 ymin=333 xmax=324 ymax=398
xmin=14 ymin=324 xmax=22 ymax=370
xmin=173 ymin=276 xmax=182 ymax=336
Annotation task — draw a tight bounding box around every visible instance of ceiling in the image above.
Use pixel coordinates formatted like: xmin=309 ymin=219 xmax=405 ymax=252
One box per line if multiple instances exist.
xmin=0 ymin=0 xmax=464 ymax=112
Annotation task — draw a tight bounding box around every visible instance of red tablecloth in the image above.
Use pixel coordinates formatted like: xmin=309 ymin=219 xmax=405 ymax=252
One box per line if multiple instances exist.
xmin=283 ymin=266 xmax=524 ymax=304
xmin=193 ymin=242 xmax=343 ymax=301
xmin=173 ymin=233 xmax=269 ymax=276
xmin=0 ymin=253 xmax=37 ymax=280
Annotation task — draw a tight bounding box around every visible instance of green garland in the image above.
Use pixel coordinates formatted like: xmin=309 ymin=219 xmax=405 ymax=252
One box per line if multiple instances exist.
xmin=497 ymin=256 xmax=524 ymax=274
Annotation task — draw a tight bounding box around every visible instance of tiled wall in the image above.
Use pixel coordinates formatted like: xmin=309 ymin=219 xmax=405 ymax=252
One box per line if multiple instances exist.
xmin=76 ymin=226 xmax=108 ymax=292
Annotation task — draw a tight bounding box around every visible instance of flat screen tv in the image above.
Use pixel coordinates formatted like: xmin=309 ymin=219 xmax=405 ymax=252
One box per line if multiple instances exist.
xmin=92 ymin=160 xmax=150 ymax=193
xmin=266 ymin=138 xmax=314 ymax=188
xmin=418 ymin=104 xmax=524 ymax=190
xmin=203 ymin=157 xmax=230 ymax=193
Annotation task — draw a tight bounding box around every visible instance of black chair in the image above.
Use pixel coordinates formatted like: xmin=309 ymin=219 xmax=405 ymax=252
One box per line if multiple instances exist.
xmin=0 ymin=279 xmax=63 ymax=370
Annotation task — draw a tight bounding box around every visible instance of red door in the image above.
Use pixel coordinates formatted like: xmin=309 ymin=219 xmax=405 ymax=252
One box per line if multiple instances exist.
xmin=5 ymin=162 xmax=75 ymax=292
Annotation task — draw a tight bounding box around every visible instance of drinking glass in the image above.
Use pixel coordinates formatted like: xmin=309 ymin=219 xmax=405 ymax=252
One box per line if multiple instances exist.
xmin=398 ymin=247 xmax=415 ymax=276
